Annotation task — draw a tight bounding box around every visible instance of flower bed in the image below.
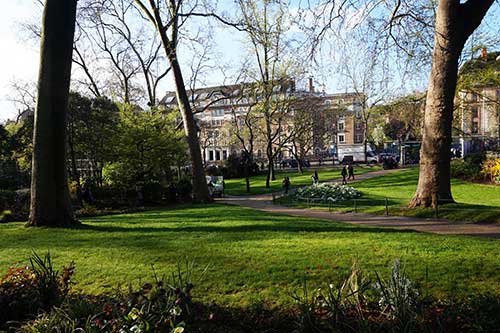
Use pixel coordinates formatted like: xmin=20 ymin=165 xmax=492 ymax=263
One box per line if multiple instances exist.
xmin=289 ymin=183 xmax=361 ymax=203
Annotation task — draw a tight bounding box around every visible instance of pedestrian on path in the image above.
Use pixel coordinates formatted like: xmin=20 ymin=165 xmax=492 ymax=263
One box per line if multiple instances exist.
xmin=341 ymin=166 xmax=348 ymax=185
xmin=282 ymin=177 xmax=290 ymax=194
xmin=312 ymin=170 xmax=319 ymax=186
xmin=348 ymin=164 xmax=355 ymax=180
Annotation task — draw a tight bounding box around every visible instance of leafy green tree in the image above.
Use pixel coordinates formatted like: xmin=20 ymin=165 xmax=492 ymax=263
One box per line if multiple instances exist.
xmin=104 ymin=105 xmax=187 ymax=191
xmin=67 ymin=93 xmax=120 ymax=187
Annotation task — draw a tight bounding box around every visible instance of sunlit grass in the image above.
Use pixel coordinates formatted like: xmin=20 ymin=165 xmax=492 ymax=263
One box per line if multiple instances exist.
xmin=1 ymin=203 xmax=500 ymax=308
xmin=225 ymin=165 xmax=381 ymax=196
xmin=277 ymin=168 xmax=500 ymax=223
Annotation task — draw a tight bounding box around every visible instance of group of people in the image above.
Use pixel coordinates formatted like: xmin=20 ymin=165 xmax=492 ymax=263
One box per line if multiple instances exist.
xmin=341 ymin=164 xmax=355 ymax=185
xmin=282 ymin=165 xmax=356 ymax=194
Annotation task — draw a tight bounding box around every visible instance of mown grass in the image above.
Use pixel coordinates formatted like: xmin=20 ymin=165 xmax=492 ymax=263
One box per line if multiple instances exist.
xmin=277 ymin=168 xmax=500 ymax=223
xmin=1 ymin=204 xmax=500 ymax=309
xmin=224 ymin=165 xmax=380 ymax=196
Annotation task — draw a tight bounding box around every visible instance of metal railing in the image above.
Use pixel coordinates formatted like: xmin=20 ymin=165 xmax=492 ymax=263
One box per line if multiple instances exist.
xmin=272 ymin=193 xmax=500 ymax=219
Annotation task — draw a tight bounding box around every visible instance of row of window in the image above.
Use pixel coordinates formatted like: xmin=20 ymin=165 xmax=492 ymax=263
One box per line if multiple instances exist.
xmin=208 ymin=150 xmax=228 ymax=161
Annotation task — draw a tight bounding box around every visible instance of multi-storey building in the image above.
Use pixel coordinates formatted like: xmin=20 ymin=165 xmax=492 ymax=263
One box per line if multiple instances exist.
xmin=456 ymin=50 xmax=500 ymax=155
xmin=161 ymin=79 xmax=365 ymax=164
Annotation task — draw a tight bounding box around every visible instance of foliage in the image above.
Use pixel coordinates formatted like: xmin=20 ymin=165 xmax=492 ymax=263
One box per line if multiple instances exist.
xmin=290 ymin=183 xmax=361 ymax=203
xmin=0 ymin=251 xmax=74 ymax=327
xmin=292 ymin=260 xmax=500 ymax=333
xmin=481 ymin=157 xmax=500 ymax=184
xmin=0 ymin=189 xmax=30 ymax=222
xmin=450 ymin=153 xmax=485 ymax=181
xmin=67 ymin=93 xmax=120 ymax=184
xmin=223 ymin=153 xmax=260 ymax=179
xmin=20 ymin=262 xmax=198 ymax=333
xmin=374 ymin=259 xmax=420 ymax=329
xmin=103 ymin=105 xmax=187 ymax=190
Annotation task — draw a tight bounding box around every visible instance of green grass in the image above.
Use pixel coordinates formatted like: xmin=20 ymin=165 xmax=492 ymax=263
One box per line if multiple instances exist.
xmin=278 ymin=168 xmax=500 ymax=223
xmin=224 ymin=165 xmax=381 ymax=196
xmin=1 ymin=204 xmax=500 ymax=308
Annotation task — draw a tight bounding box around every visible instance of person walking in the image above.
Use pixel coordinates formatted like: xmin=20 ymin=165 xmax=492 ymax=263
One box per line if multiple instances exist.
xmin=282 ymin=177 xmax=290 ymax=194
xmin=341 ymin=166 xmax=348 ymax=185
xmin=348 ymin=164 xmax=355 ymax=180
xmin=311 ymin=171 xmax=319 ymax=186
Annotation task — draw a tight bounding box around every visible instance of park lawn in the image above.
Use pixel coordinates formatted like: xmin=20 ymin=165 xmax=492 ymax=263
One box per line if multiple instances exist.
xmin=278 ymin=168 xmax=500 ymax=223
xmin=224 ymin=165 xmax=380 ymax=196
xmin=1 ymin=204 xmax=500 ymax=309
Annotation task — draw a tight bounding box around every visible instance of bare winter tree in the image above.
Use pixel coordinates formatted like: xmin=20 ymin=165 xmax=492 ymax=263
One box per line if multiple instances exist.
xmin=133 ymin=0 xmax=211 ymax=202
xmin=236 ymin=0 xmax=304 ymax=188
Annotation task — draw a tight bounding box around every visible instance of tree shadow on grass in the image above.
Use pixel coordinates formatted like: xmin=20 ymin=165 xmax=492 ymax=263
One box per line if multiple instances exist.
xmin=77 ymin=218 xmax=413 ymax=236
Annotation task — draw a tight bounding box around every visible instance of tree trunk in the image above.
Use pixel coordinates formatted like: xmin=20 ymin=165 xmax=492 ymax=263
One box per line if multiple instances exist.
xmin=409 ymin=0 xmax=494 ymax=208
xmin=29 ymin=0 xmax=78 ymax=227
xmin=265 ymin=140 xmax=273 ymax=188
xmin=168 ymin=55 xmax=211 ymax=202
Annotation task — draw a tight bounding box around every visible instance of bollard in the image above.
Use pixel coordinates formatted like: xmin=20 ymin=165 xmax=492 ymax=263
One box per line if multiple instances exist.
xmin=385 ymin=198 xmax=389 ymax=216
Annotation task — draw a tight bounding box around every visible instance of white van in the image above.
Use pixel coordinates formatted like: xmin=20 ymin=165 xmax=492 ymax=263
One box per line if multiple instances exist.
xmin=338 ymin=145 xmax=378 ymax=164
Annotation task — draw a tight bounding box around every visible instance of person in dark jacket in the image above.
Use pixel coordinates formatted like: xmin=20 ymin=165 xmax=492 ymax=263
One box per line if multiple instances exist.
xmin=341 ymin=166 xmax=347 ymax=185
xmin=348 ymin=164 xmax=354 ymax=180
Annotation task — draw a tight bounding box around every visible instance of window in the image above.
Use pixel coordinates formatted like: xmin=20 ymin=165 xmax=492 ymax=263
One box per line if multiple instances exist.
xmin=472 ymin=120 xmax=479 ymax=134
xmin=471 ymin=106 xmax=479 ymax=118
xmin=355 ymin=134 xmax=363 ymax=143
xmin=355 ymin=121 xmax=362 ymax=130
xmin=209 ymin=150 xmax=214 ymax=161
xmin=211 ymin=109 xmax=224 ymax=117
xmin=215 ymin=151 xmax=221 ymax=161
xmin=223 ymin=150 xmax=228 ymax=160
xmin=338 ymin=121 xmax=345 ymax=131
xmin=338 ymin=134 xmax=345 ymax=143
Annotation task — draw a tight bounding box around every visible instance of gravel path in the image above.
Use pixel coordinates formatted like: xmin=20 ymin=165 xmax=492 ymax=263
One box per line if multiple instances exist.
xmin=220 ymin=169 xmax=500 ymax=239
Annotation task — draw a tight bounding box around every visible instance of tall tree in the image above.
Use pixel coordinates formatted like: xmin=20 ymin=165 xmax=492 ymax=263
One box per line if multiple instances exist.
xmin=134 ymin=0 xmax=210 ymax=202
xmin=409 ymin=0 xmax=494 ymax=207
xmin=29 ymin=0 xmax=78 ymax=226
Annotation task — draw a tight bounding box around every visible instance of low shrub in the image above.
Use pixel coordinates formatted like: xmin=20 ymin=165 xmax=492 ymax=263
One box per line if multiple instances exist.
xmin=0 ymin=189 xmax=29 ymax=222
xmin=481 ymin=158 xmax=500 ymax=184
xmin=451 ymin=158 xmax=482 ymax=181
xmin=0 ymin=251 xmax=74 ymax=327
xmin=290 ymin=183 xmax=361 ymax=203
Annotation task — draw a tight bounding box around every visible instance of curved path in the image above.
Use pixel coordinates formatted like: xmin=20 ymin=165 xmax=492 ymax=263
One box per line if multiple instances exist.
xmin=220 ymin=169 xmax=500 ymax=239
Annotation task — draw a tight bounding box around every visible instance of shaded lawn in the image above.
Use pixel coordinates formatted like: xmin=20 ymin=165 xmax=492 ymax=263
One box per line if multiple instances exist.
xmin=225 ymin=165 xmax=380 ymax=196
xmin=278 ymin=168 xmax=500 ymax=223
xmin=1 ymin=204 xmax=500 ymax=309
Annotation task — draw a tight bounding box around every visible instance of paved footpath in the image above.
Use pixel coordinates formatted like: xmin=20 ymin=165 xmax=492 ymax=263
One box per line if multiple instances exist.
xmin=220 ymin=168 xmax=500 ymax=239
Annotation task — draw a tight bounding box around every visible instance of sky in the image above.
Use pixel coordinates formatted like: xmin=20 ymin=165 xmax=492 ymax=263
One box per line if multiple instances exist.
xmin=0 ymin=1 xmax=498 ymax=123
xmin=0 ymin=0 xmax=40 ymax=122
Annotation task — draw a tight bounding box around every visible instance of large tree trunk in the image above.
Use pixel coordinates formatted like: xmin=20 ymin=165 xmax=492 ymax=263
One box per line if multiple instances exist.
xmin=29 ymin=0 xmax=78 ymax=227
xmin=169 ymin=55 xmax=211 ymax=202
xmin=410 ymin=0 xmax=494 ymax=208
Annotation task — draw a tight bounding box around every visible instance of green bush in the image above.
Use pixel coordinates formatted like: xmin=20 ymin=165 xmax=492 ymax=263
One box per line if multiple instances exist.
xmin=451 ymin=154 xmax=485 ymax=181
xmin=0 ymin=189 xmax=29 ymax=222
xmin=176 ymin=178 xmax=193 ymax=202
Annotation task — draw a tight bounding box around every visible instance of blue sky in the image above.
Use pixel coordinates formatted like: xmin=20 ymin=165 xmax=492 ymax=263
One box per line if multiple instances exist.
xmin=0 ymin=1 xmax=498 ymax=122
xmin=0 ymin=0 xmax=40 ymax=121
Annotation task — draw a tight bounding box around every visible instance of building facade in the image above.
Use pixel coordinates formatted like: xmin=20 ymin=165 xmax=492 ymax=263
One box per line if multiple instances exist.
xmin=161 ymin=80 xmax=365 ymax=164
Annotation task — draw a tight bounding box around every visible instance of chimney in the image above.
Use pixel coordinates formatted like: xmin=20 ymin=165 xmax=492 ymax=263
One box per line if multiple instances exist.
xmin=309 ymin=77 xmax=314 ymax=93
